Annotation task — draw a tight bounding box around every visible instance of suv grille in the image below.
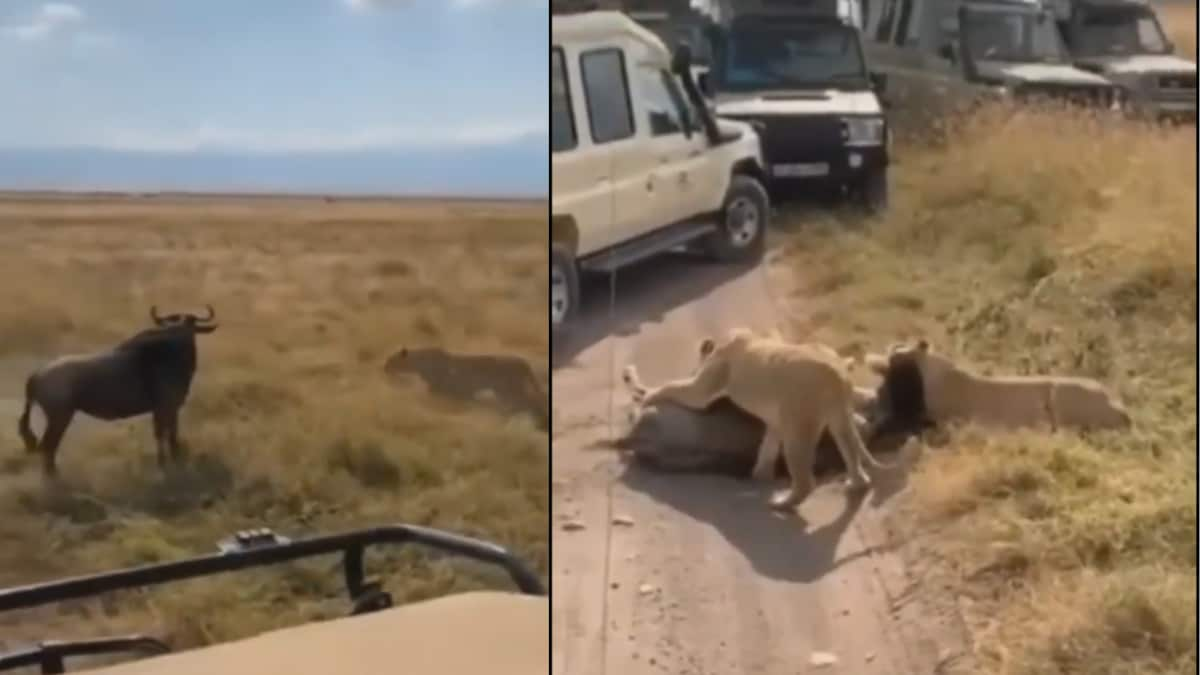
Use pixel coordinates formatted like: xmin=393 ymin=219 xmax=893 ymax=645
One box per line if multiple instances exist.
xmin=720 ymin=114 xmax=846 ymax=163
xmin=1158 ymin=73 xmax=1197 ymax=93
xmin=1013 ymin=84 xmax=1115 ymax=109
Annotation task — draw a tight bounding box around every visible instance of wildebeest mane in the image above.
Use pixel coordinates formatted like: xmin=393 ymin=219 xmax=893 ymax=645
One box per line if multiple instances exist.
xmin=871 ymin=352 xmax=934 ymax=438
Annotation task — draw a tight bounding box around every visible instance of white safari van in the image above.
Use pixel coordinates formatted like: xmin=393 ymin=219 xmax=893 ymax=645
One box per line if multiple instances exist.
xmin=551 ymin=9 xmax=770 ymax=333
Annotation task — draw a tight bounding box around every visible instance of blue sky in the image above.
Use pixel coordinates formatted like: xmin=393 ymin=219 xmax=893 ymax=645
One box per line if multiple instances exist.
xmin=0 ymin=0 xmax=547 ymax=194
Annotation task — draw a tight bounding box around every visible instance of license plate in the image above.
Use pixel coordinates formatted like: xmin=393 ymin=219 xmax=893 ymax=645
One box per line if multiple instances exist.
xmin=772 ymin=162 xmax=829 ymax=178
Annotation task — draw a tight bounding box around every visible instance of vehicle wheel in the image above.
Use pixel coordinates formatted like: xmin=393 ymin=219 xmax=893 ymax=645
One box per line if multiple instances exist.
xmin=702 ymin=174 xmax=769 ymax=263
xmin=551 ymin=243 xmax=579 ymax=335
xmin=853 ymin=167 xmax=889 ymax=215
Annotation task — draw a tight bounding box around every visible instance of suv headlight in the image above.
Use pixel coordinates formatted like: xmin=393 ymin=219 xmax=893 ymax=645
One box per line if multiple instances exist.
xmin=843 ymin=116 xmax=885 ymax=147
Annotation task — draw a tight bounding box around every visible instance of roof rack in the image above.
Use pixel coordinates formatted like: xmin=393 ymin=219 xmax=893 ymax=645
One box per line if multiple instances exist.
xmin=0 ymin=523 xmax=545 ymax=674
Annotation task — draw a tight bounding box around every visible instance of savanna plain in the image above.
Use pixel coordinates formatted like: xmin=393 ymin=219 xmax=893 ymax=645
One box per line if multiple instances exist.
xmin=771 ymin=7 xmax=1197 ymax=673
xmin=0 ymin=194 xmax=548 ymax=655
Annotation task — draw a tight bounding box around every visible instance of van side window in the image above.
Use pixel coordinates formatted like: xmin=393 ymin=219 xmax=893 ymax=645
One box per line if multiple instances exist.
xmin=580 ymin=48 xmax=635 ymax=144
xmin=552 ymin=47 xmax=577 ymax=153
xmin=635 ymin=66 xmax=685 ymax=136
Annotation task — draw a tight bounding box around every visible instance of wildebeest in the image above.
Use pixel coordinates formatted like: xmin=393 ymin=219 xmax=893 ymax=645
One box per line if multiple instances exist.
xmin=610 ymin=355 xmax=933 ymax=479
xmin=18 ymin=305 xmax=218 ymax=477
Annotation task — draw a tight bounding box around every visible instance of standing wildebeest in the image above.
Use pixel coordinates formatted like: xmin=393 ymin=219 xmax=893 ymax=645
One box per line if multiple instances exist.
xmin=18 ymin=305 xmax=218 ymax=477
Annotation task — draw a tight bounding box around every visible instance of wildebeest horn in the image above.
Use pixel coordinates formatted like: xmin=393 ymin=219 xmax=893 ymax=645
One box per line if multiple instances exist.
xmin=150 ymin=305 xmax=163 ymax=324
xmin=199 ymin=304 xmax=215 ymax=322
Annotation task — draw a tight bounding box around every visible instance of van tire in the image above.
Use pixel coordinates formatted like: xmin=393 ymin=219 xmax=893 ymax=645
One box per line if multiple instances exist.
xmin=551 ymin=243 xmax=579 ymax=336
xmin=701 ymin=175 xmax=769 ymax=263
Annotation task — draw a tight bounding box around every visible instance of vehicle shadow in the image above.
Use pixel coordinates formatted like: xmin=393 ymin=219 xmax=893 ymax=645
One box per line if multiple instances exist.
xmin=551 ymin=251 xmax=756 ymax=370
xmin=618 ymin=461 xmax=882 ymax=584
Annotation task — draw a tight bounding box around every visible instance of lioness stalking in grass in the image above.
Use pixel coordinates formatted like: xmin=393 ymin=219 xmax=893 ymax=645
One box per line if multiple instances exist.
xmin=384 ymin=347 xmax=549 ymax=432
xmin=623 ymin=329 xmax=905 ymax=510
xmin=864 ymin=339 xmax=1131 ymax=432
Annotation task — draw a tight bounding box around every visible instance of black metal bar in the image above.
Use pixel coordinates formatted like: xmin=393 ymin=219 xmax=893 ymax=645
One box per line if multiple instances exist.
xmin=342 ymin=544 xmax=366 ymax=600
xmin=0 ymin=524 xmax=545 ymax=615
xmin=0 ymin=636 xmax=169 ymax=674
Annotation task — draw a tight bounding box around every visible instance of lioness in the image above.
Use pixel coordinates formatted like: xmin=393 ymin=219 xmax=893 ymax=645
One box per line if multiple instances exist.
xmin=865 ymin=340 xmax=1131 ymax=432
xmin=622 ymin=337 xmax=881 ymax=482
xmin=623 ymin=329 xmax=901 ymax=510
xmin=384 ymin=347 xmax=549 ymax=432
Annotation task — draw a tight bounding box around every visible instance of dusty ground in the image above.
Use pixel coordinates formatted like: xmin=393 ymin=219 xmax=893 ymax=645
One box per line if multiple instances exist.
xmin=0 ymin=194 xmax=547 ymax=663
xmin=551 ymin=254 xmax=966 ymax=674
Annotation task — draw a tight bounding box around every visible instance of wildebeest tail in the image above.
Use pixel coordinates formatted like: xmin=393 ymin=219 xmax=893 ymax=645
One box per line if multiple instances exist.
xmin=18 ymin=375 xmax=39 ymax=453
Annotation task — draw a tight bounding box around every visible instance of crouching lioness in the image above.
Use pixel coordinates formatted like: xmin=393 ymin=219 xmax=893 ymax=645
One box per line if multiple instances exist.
xmin=623 ymin=329 xmax=904 ymax=511
xmin=865 ymin=340 xmax=1131 ymax=432
xmin=619 ymin=338 xmax=882 ymax=481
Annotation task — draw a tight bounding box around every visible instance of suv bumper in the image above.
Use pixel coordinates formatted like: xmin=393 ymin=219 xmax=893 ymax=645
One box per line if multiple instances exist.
xmin=724 ymin=114 xmax=889 ymax=195
xmin=764 ymin=145 xmax=888 ymax=191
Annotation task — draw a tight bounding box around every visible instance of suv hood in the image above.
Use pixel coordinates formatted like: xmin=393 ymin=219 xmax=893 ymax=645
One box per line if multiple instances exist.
xmin=1080 ymin=54 xmax=1197 ymax=75
xmin=977 ymin=61 xmax=1113 ymax=87
xmin=714 ymin=90 xmax=882 ymax=117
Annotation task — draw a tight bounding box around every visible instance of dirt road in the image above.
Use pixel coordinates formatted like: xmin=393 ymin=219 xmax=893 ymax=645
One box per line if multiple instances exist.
xmin=551 ymin=252 xmax=958 ymax=675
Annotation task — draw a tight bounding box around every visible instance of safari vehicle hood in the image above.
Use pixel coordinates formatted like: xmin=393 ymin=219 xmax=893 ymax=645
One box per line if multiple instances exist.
xmin=713 ymin=89 xmax=883 ymax=117
xmin=1079 ymin=54 xmax=1197 ymax=76
xmin=976 ymin=61 xmax=1114 ymax=87
xmin=77 ymin=592 xmax=548 ymax=675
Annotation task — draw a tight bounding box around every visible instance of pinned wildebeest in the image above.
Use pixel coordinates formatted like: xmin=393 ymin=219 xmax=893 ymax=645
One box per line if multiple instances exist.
xmin=18 ymin=305 xmax=218 ymax=477
xmin=609 ymin=353 xmax=933 ymax=480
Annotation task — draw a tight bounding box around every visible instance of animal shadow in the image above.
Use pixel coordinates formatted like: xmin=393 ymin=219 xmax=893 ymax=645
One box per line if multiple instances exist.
xmin=618 ymin=462 xmax=875 ymax=584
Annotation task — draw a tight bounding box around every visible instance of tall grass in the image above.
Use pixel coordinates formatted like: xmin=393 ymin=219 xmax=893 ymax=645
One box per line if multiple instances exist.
xmin=776 ymin=50 xmax=1196 ymax=675
xmin=0 ymin=196 xmax=548 ymax=654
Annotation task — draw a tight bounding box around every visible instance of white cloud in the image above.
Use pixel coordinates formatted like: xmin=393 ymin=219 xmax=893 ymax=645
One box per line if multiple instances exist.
xmin=342 ymin=0 xmax=543 ymax=11
xmin=86 ymin=119 xmax=547 ymax=153
xmin=1 ymin=2 xmax=85 ymax=41
xmin=342 ymin=0 xmax=410 ymax=11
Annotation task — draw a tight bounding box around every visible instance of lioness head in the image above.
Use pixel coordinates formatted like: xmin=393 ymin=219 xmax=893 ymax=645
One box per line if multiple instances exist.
xmin=384 ymin=346 xmax=447 ymax=378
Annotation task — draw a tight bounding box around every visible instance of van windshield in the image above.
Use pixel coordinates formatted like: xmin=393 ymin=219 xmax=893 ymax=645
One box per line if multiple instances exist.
xmin=637 ymin=18 xmax=714 ymax=65
xmin=962 ymin=5 xmax=1067 ymax=64
xmin=1066 ymin=6 xmax=1169 ymax=57
xmin=713 ymin=22 xmax=869 ymax=92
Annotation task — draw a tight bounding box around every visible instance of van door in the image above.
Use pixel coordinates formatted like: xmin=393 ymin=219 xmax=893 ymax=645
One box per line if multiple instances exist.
xmin=579 ymin=47 xmax=662 ymax=248
xmin=552 ymin=45 xmax=614 ymax=258
xmin=628 ymin=63 xmax=711 ymax=229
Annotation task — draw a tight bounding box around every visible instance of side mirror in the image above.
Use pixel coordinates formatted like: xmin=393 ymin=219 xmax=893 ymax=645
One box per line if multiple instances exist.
xmin=869 ymin=71 xmax=888 ymax=94
xmin=938 ymin=43 xmax=957 ymax=63
xmin=697 ymin=71 xmax=713 ymax=97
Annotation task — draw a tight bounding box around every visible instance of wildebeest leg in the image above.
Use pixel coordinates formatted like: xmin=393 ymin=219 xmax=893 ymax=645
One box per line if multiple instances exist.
xmin=151 ymin=409 xmax=171 ymax=468
xmin=165 ymin=407 xmax=184 ymax=461
xmin=39 ymin=411 xmax=75 ymax=478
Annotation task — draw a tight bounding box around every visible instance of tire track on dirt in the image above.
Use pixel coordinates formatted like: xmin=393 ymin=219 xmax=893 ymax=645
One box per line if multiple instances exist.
xmin=552 ymin=253 xmax=959 ymax=674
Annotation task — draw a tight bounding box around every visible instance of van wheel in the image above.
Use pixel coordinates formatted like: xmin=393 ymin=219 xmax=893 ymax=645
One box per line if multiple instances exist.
xmin=853 ymin=167 xmax=889 ymax=215
xmin=551 ymin=244 xmax=579 ymax=335
xmin=702 ymin=175 xmax=768 ymax=263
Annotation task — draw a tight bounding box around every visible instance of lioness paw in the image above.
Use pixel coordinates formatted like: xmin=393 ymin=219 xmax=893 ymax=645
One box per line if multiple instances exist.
xmin=769 ymin=489 xmax=801 ymax=511
xmin=622 ymin=365 xmax=643 ymax=390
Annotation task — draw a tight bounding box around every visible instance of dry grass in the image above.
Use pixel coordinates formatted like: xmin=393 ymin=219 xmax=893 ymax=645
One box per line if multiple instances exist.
xmin=775 ymin=24 xmax=1197 ymax=673
xmin=0 ymin=195 xmax=548 ymax=655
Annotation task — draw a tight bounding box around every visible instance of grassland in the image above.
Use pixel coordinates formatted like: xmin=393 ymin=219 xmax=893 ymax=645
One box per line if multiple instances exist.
xmin=774 ymin=9 xmax=1197 ymax=674
xmin=0 ymin=194 xmax=547 ymax=656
